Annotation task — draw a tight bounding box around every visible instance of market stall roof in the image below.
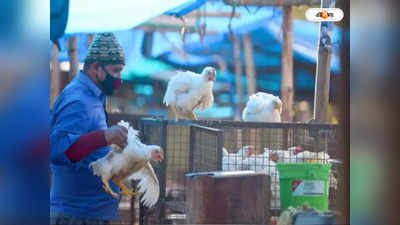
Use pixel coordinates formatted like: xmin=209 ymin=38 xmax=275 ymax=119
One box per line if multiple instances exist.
xmin=65 ymin=0 xmax=200 ymax=34
xmin=52 ymin=0 xmax=342 ymax=96
xmin=150 ymin=3 xmax=342 ymax=72
xmin=51 ymin=0 xmax=206 ymax=40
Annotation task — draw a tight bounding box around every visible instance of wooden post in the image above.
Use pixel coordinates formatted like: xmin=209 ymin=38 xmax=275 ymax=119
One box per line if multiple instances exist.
xmin=243 ymin=34 xmax=259 ymax=151
xmin=142 ymin=31 xmax=154 ymax=58
xmin=313 ymin=0 xmax=334 ymax=123
xmin=106 ymin=96 xmax=113 ymax=113
xmin=68 ymin=36 xmax=79 ymax=81
xmin=233 ymin=36 xmax=243 ymax=119
xmin=336 ymin=0 xmax=349 ymax=223
xmin=281 ymin=5 xmax=294 ymax=122
xmin=50 ymin=44 xmax=61 ymax=109
xmin=313 ymin=47 xmax=332 ymax=122
xmin=243 ymin=34 xmax=256 ymax=96
xmin=186 ymin=171 xmax=270 ymax=224
xmin=87 ymin=34 xmax=95 ymax=48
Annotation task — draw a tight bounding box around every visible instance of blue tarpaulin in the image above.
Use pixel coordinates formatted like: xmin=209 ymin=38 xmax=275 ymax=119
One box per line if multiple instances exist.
xmin=51 ymin=1 xmax=342 ymax=119
xmin=50 ymin=0 xmax=201 ymax=35
xmin=50 ymin=0 xmax=69 ymax=42
xmin=151 ymin=5 xmax=341 ymax=73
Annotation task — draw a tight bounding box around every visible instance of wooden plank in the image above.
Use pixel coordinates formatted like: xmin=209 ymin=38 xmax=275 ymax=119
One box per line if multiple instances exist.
xmin=68 ymin=36 xmax=79 ymax=81
xmin=223 ymin=0 xmax=320 ymax=6
xmin=243 ymin=34 xmax=256 ymax=96
xmin=313 ymin=0 xmax=334 ymax=123
xmin=137 ymin=26 xmax=218 ymax=35
xmin=233 ymin=36 xmax=244 ymax=119
xmin=185 ymin=12 xmax=241 ymax=18
xmin=140 ymin=14 xmax=197 ymax=28
xmin=280 ymin=6 xmax=294 ymax=122
xmin=50 ymin=43 xmax=61 ymax=109
xmin=186 ymin=172 xmax=270 ymax=224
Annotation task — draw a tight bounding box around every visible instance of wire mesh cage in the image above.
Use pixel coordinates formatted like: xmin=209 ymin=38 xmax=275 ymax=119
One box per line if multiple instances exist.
xmin=139 ymin=119 xmax=223 ymax=225
xmin=189 ymin=124 xmax=223 ymax=173
xmin=107 ymin=113 xmax=156 ymax=225
xmin=108 ymin=115 xmax=340 ymax=224
xmin=190 ymin=120 xmax=339 ymax=217
xmin=138 ymin=119 xmax=167 ymax=225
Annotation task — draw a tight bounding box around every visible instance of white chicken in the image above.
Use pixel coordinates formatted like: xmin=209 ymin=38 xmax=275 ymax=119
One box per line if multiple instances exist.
xmin=294 ymin=151 xmax=331 ymax=164
xmin=269 ymin=146 xmax=304 ymax=163
xmin=242 ymin=150 xmax=272 ymax=171
xmin=241 ymin=150 xmax=281 ymax=209
xmin=163 ymin=67 xmax=216 ymax=120
xmin=89 ymin=120 xmax=164 ymax=208
xmin=222 ymin=145 xmax=256 ymax=171
xmin=242 ymin=92 xmax=283 ymax=122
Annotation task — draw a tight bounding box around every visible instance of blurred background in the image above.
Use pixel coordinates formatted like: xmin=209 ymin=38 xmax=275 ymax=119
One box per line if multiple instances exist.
xmin=50 ymin=0 xmax=342 ymax=123
xmin=49 ymin=1 xmax=348 ymax=224
xmin=4 ymin=0 xmax=400 ymax=224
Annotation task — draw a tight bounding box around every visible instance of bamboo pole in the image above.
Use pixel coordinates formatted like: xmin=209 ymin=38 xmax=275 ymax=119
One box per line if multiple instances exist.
xmin=243 ymin=34 xmax=256 ymax=96
xmin=232 ymin=37 xmax=244 ymax=148
xmin=233 ymin=36 xmax=243 ymax=118
xmin=68 ymin=36 xmax=79 ymax=81
xmin=243 ymin=34 xmax=260 ymax=151
xmin=50 ymin=44 xmax=61 ymax=109
xmin=185 ymin=12 xmax=241 ymax=18
xmin=313 ymin=0 xmax=334 ymax=123
xmin=280 ymin=6 xmax=294 ymax=122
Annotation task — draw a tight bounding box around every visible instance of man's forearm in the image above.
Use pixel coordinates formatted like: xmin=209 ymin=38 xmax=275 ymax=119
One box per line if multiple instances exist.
xmin=65 ymin=130 xmax=107 ymax=162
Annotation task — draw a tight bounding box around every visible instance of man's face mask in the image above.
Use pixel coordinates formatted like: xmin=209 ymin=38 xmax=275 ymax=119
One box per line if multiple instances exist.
xmin=99 ymin=65 xmax=122 ymax=96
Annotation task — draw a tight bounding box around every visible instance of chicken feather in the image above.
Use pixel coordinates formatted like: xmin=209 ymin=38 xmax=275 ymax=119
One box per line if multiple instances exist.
xmin=90 ymin=120 xmax=163 ymax=208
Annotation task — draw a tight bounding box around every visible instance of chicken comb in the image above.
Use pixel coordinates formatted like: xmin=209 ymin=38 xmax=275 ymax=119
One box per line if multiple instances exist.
xmin=296 ymin=145 xmax=304 ymax=153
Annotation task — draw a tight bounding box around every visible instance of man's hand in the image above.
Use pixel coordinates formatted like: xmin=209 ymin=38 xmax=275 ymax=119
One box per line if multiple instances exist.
xmin=104 ymin=125 xmax=128 ymax=149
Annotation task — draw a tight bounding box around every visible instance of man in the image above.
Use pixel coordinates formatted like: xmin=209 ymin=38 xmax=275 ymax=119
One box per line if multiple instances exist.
xmin=50 ymin=33 xmax=128 ymax=225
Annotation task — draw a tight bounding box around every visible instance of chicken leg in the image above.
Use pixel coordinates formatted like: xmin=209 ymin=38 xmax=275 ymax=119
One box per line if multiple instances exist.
xmin=114 ymin=181 xmax=140 ymax=197
xmin=190 ymin=111 xmax=198 ymax=120
xmin=102 ymin=178 xmax=118 ymax=198
xmin=190 ymin=99 xmax=203 ymax=120
xmin=168 ymin=106 xmax=178 ymax=121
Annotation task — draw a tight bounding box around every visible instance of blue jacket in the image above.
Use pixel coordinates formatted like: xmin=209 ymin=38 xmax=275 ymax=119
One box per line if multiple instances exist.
xmin=50 ymin=72 xmax=120 ymax=220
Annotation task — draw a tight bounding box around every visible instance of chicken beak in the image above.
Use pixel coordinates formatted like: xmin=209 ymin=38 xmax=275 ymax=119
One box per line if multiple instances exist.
xmin=209 ymin=70 xmax=216 ymax=81
xmin=152 ymin=148 xmax=164 ymax=162
xmin=158 ymin=149 xmax=164 ymax=162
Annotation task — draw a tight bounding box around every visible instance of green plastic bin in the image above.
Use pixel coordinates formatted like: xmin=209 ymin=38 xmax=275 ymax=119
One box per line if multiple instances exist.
xmin=277 ymin=163 xmax=332 ymax=211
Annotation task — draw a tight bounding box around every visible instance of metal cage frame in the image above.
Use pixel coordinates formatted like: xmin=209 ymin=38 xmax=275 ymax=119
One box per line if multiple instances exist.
xmin=139 ymin=118 xmax=224 ymax=225
xmin=191 ymin=120 xmax=339 ymax=217
xmin=108 ymin=115 xmax=340 ymax=224
xmin=189 ymin=124 xmax=224 ymax=173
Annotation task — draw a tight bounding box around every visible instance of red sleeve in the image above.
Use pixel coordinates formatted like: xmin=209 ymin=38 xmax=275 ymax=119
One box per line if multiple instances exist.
xmin=65 ymin=130 xmax=108 ymax=162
